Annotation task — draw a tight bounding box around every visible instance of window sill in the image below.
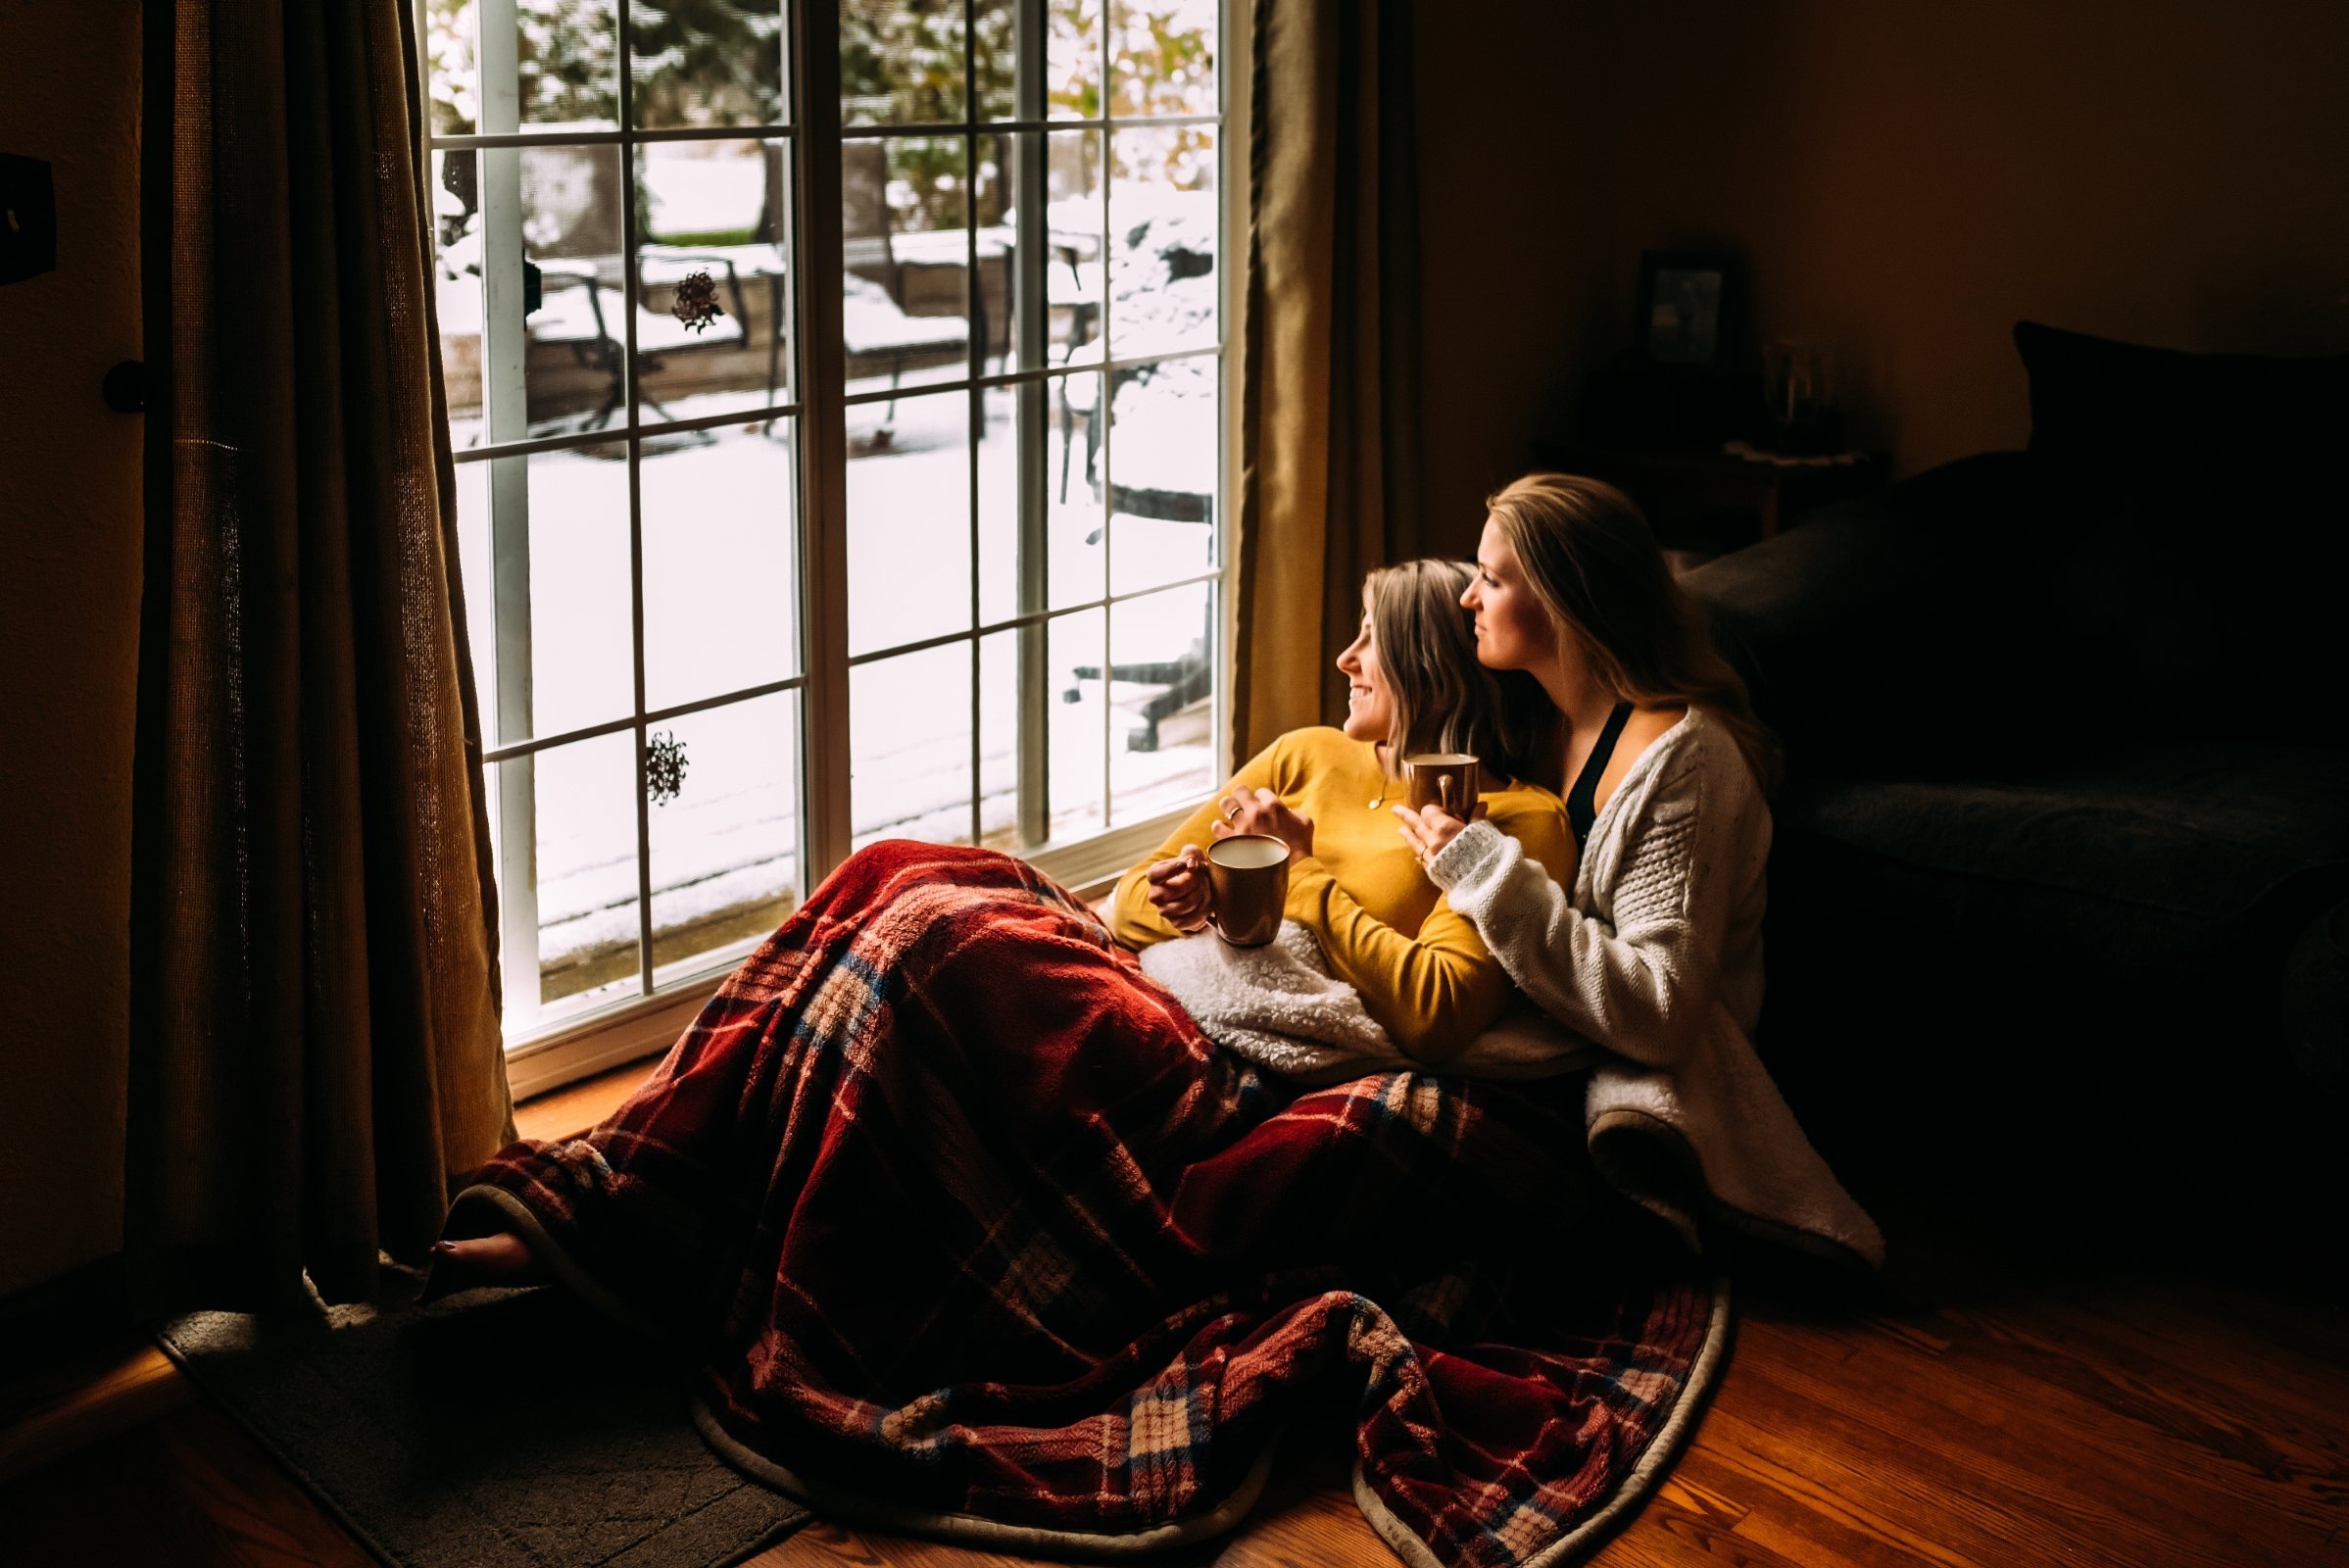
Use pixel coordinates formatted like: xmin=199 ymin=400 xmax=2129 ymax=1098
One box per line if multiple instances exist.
xmin=514 ymin=1055 xmax=664 ymax=1144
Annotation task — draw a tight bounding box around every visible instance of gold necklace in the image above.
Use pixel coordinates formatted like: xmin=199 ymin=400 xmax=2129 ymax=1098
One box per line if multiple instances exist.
xmin=1369 ymin=744 xmax=1390 ymax=810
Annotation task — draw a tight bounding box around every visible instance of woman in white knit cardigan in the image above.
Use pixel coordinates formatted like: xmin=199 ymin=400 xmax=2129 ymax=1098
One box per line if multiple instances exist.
xmin=1394 ymin=473 xmax=1884 ymax=1271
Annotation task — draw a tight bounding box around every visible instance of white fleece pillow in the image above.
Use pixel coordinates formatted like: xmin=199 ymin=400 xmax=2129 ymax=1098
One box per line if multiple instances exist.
xmin=1137 ymin=921 xmax=1414 ymax=1084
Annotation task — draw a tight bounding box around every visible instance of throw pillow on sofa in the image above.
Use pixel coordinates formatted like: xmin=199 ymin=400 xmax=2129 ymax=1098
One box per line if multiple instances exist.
xmin=2011 ymin=320 xmax=2349 ymax=742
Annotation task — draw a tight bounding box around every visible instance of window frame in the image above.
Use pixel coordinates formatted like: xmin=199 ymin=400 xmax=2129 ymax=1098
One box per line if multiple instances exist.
xmin=416 ymin=0 xmax=1238 ymax=1100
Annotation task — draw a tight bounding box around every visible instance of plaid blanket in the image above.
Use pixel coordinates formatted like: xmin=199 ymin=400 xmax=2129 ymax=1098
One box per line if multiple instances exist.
xmin=450 ymin=841 xmax=1721 ymax=1568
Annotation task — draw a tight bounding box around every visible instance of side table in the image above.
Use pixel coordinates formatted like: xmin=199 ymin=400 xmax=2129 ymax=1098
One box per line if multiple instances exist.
xmin=1532 ymin=441 xmax=1889 ymax=569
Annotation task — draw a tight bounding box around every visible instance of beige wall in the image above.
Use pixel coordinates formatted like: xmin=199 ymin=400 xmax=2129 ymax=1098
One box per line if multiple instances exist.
xmin=0 ymin=0 xmax=142 ymax=1298
xmin=1411 ymin=0 xmax=1617 ymax=557
xmin=1414 ymin=0 xmax=2349 ymax=501
xmin=1594 ymin=0 xmax=2349 ymax=476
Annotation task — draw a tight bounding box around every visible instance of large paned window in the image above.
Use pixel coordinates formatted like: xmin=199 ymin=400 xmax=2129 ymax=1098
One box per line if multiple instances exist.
xmin=422 ymin=0 xmax=1223 ymax=1080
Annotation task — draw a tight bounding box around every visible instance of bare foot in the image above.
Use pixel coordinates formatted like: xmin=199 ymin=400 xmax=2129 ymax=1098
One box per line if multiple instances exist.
xmin=419 ymin=1232 xmax=553 ymax=1301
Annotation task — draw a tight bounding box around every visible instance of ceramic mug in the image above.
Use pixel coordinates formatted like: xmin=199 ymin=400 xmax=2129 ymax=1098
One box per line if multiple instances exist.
xmin=1403 ymin=753 xmax=1482 ymax=819
xmin=1204 ymin=833 xmax=1290 ymax=947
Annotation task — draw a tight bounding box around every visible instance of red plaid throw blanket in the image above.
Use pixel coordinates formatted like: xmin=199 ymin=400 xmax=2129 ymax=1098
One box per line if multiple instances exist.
xmin=449 ymin=842 xmax=1723 ymax=1568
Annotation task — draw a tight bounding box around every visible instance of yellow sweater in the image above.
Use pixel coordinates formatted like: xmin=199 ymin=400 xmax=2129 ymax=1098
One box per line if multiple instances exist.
xmin=1108 ymin=727 xmax=1575 ymax=1059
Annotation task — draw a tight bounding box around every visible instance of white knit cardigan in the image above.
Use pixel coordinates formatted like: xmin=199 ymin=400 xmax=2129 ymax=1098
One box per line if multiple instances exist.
xmin=1430 ymin=706 xmax=1886 ymax=1272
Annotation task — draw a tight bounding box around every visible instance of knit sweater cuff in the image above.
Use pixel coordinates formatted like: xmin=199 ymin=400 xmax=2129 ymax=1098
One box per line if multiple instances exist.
xmin=1427 ymin=819 xmax=1519 ymax=912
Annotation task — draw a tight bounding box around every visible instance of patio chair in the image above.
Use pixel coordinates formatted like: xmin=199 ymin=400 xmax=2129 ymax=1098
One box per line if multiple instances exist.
xmin=843 ymin=273 xmax=970 ymax=431
xmin=1067 ymin=626 xmax=1213 ymax=753
xmin=841 ymin=141 xmax=970 ymax=440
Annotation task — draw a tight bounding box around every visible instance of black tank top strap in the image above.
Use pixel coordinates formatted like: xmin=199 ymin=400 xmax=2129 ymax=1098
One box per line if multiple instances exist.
xmin=1566 ymin=702 xmax=1637 ymax=842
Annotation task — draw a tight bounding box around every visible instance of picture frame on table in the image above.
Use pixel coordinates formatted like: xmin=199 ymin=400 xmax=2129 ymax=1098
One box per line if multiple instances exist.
xmin=1635 ymin=252 xmax=1745 ymax=369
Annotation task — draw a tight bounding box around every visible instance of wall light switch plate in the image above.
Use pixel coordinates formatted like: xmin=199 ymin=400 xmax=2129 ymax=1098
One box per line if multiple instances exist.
xmin=2 ymin=155 xmax=59 ymax=284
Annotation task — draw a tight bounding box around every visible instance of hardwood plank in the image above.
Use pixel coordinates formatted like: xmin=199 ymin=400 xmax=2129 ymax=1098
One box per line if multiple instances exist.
xmin=1587 ymin=1493 xmax=1804 ymax=1568
xmin=1849 ymin=1199 xmax=2349 ymax=1443
xmin=1920 ymin=1305 xmax=2349 ymax=1531
xmin=0 ymin=1417 xmax=174 ymax=1566
xmin=1745 ymin=1293 xmax=2348 ymax=1556
xmin=1707 ymin=1181 xmax=2349 ymax=1568
xmin=1203 ymin=1443 xmax=1386 ymax=1568
xmin=154 ymin=1401 xmax=381 ymax=1568
xmin=1715 ymin=1334 xmax=2330 ymax=1568
xmin=746 ymin=1517 xmax=908 ymax=1565
xmin=0 ymin=1400 xmax=371 ymax=1568
xmin=1667 ymin=1449 xmax=1913 ymax=1568
xmin=0 ymin=1341 xmax=192 ymax=1483
xmin=1697 ymin=1396 xmax=2010 ymax=1568
xmin=1650 ymin=1468 xmax=1751 ymax=1533
xmin=2155 ymin=1267 xmax=2349 ymax=1369
xmin=1216 ymin=1481 xmax=1395 ymax=1566
xmin=2027 ymin=1283 xmax=2349 ymax=1442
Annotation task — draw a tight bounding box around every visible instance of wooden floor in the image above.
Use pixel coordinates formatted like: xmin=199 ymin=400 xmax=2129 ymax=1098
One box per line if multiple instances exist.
xmin=6 ymin=1074 xmax=2348 ymax=1567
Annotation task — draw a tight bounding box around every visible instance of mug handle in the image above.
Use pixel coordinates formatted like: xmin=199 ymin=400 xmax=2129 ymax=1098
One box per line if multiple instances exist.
xmin=1194 ymin=846 xmax=1223 ymax=937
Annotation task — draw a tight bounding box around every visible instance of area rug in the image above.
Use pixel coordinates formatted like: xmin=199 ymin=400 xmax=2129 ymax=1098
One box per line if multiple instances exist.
xmin=156 ymin=1277 xmax=808 ymax=1568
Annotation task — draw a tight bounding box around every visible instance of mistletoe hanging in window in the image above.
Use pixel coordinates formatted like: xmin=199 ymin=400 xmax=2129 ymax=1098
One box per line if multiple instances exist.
xmin=670 ymin=269 xmax=724 ymax=334
xmin=645 ymin=730 xmax=690 ymax=806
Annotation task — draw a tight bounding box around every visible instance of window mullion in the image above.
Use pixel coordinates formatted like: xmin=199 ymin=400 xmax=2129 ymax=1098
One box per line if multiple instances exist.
xmin=965 ymin=13 xmax=981 ymax=849
xmin=796 ymin=0 xmax=855 ymax=887
xmin=1216 ymin=0 xmax=1237 ymax=782
xmin=478 ymin=0 xmax=543 ymax=1026
xmin=1012 ymin=0 xmax=1051 ymax=848
xmin=1096 ymin=16 xmax=1115 ymax=828
xmin=622 ymin=8 xmax=654 ymax=997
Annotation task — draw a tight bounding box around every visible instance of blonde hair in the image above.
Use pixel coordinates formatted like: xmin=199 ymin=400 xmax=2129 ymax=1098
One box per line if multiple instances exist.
xmin=1483 ymin=473 xmax=1784 ymax=799
xmin=1363 ymin=559 xmax=1550 ymax=787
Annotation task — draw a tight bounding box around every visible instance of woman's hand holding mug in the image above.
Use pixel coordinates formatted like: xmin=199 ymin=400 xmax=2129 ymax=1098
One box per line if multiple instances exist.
xmin=1214 ymin=787 xmax=1315 ymax=864
xmin=1144 ymin=847 xmax=1212 ymax=932
xmin=1393 ymin=799 xmax=1487 ymax=870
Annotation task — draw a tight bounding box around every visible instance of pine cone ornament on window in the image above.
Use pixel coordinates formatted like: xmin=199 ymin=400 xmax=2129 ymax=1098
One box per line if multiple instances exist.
xmin=645 ymin=731 xmax=690 ymax=806
xmin=671 ymin=270 xmax=724 ymax=334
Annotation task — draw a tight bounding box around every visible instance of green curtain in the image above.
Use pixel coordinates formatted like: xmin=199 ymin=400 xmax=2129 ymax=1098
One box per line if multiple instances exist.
xmin=1232 ymin=0 xmax=1423 ymax=757
xmin=128 ymin=0 xmax=513 ymax=1311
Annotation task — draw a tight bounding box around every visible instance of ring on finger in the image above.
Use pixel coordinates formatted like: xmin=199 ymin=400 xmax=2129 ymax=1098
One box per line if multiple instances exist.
xmin=1222 ymin=802 xmax=1242 ymax=822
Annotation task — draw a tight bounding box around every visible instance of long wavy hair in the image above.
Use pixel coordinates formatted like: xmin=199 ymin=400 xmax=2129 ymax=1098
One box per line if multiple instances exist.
xmin=1364 ymin=559 xmax=1552 ymax=788
xmin=1484 ymin=473 xmax=1784 ymax=799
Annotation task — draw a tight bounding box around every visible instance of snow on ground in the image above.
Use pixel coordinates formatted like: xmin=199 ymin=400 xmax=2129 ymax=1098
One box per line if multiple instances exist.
xmin=642 ymin=142 xmax=768 ymax=237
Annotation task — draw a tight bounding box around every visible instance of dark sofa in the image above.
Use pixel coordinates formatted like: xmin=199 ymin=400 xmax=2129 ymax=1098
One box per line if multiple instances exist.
xmin=1682 ymin=324 xmax=2349 ymax=1232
